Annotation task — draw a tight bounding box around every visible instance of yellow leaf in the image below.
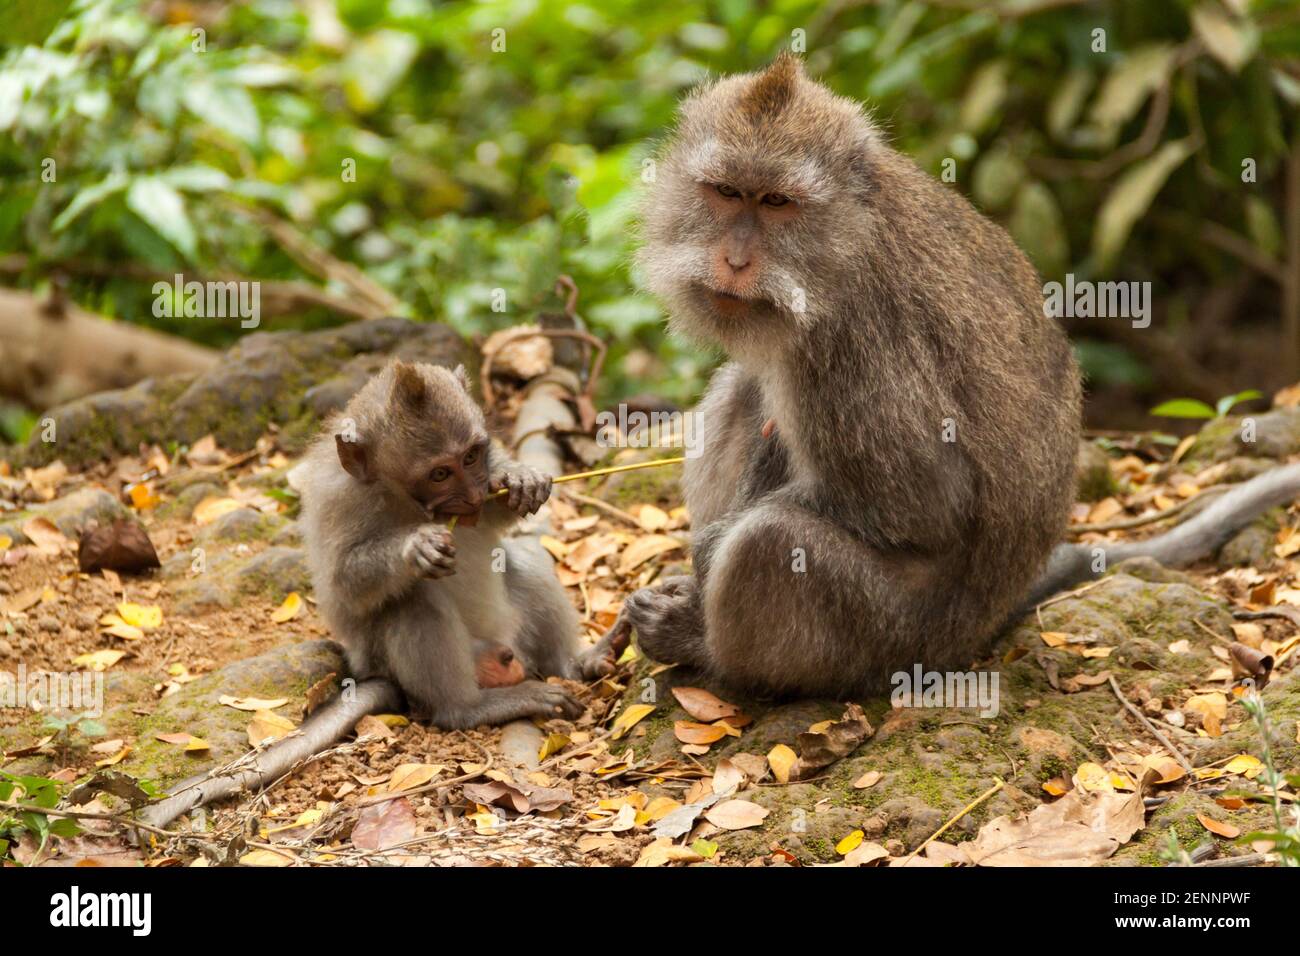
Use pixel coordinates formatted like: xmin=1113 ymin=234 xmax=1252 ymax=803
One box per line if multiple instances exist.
xmin=836 ymin=829 xmax=865 ymax=855
xmin=468 ymin=811 xmax=500 ymax=835
xmin=539 ymin=535 xmax=570 ymax=560
xmin=1039 ymin=631 xmax=1070 ymax=647
xmin=247 ymin=710 xmax=296 ymax=746
xmin=95 ymin=746 xmax=130 ymax=767
xmin=636 ymin=504 xmax=670 ymax=532
xmin=375 ymin=714 xmax=410 ymax=728
xmin=193 ymin=496 xmax=244 ymax=526
xmin=388 ymin=763 xmax=443 ymax=792
xmin=636 ymin=796 xmax=682 ymax=826
xmin=72 ymin=649 xmax=125 ymax=671
xmin=767 ymin=743 xmax=797 ymax=784
xmin=1223 ymin=754 xmax=1264 ymax=779
xmin=0 ymin=534 xmax=11 ymax=550
xmin=538 ymin=732 xmax=570 ymax=762
xmin=117 ymin=602 xmax=163 ymax=630
xmin=98 ymin=614 xmax=144 ymax=642
xmin=270 ymin=591 xmax=303 ymax=623
xmin=807 ymin=720 xmax=834 ymax=734
xmin=239 ymin=849 xmax=295 ymax=867
xmin=1075 ymin=761 xmax=1113 ymax=792
xmin=128 ymin=483 xmax=161 ymax=510
xmin=267 ymin=808 xmax=324 ymax=834
xmin=611 ymin=703 xmax=655 ymax=740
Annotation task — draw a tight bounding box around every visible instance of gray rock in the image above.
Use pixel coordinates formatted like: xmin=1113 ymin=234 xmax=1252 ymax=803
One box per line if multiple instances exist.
xmin=11 ymin=317 xmax=472 ymax=466
xmin=1075 ymin=440 xmax=1116 ymax=502
xmin=1188 ymin=406 xmax=1300 ymax=464
xmin=0 ymin=488 xmax=127 ymax=544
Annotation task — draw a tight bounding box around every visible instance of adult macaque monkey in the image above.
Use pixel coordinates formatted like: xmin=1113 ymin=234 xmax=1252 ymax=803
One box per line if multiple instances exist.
xmin=612 ymin=53 xmax=1300 ymax=697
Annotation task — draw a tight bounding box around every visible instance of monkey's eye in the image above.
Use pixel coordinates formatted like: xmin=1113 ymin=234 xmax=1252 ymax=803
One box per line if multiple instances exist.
xmin=430 ymin=467 xmax=451 ymax=482
xmin=762 ymin=193 xmax=790 ymax=207
xmin=463 ymin=448 xmax=478 ymax=466
xmin=715 ymin=183 xmax=741 ymax=199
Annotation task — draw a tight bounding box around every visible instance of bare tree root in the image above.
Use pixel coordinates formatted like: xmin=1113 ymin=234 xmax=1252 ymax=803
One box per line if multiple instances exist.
xmin=140 ymin=678 xmax=401 ymax=830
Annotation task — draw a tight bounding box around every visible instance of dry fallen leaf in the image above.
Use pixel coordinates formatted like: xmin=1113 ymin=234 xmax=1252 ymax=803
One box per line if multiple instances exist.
xmin=192 ymin=496 xmax=244 ymax=526
xmin=270 ymin=591 xmax=303 ymax=623
xmin=617 ymin=534 xmax=683 ymax=574
xmin=1196 ymin=813 xmax=1241 ymax=839
xmin=154 ymin=732 xmax=210 ymax=752
xmin=611 ymin=703 xmax=655 ymax=740
xmin=674 ymin=721 xmax=727 ymax=745
xmin=351 ymin=797 xmax=417 ymax=851
xmin=117 ymin=602 xmax=163 ymax=630
xmin=71 ymin=650 xmax=125 ymax=671
xmin=78 ymin=519 xmax=160 ymax=574
xmin=671 ymin=686 xmax=742 ymax=722
xmin=247 ymin=710 xmax=297 ymax=746
xmin=853 ymin=770 xmax=882 ymax=790
xmin=220 ymin=695 xmax=290 ymax=712
xmin=704 ymin=799 xmax=770 ymax=831
xmin=387 ymin=763 xmax=443 ymax=792
xmin=767 ymin=744 xmax=797 ymax=784
xmin=22 ymin=517 xmax=68 ymax=555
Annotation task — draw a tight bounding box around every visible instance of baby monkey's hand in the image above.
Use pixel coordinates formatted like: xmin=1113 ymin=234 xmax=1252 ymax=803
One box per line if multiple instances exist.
xmin=490 ymin=462 xmax=553 ymax=517
xmin=402 ymin=524 xmax=456 ymax=578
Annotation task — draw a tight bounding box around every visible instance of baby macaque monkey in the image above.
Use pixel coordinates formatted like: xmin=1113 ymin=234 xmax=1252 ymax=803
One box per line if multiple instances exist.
xmin=299 ymin=360 xmax=615 ymax=728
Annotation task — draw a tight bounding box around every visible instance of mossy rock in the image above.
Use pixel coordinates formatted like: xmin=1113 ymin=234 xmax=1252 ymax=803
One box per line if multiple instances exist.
xmin=0 ymin=488 xmax=127 ymax=544
xmin=114 ymin=639 xmax=346 ymax=786
xmin=10 ymin=317 xmax=473 ymax=466
xmin=1216 ymin=507 xmax=1284 ymax=571
xmin=1185 ymin=406 xmax=1300 ymax=464
xmin=170 ymin=545 xmax=309 ymax=613
xmin=1076 ymin=439 xmax=1117 ymax=502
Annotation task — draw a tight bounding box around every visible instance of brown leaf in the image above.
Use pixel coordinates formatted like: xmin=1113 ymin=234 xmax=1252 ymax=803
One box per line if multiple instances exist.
xmin=351 ymin=797 xmax=417 ymax=851
xmin=22 ymin=517 xmax=68 ymax=555
xmin=674 ymin=721 xmax=727 ymax=745
xmin=962 ymin=785 xmax=1146 ymax=866
xmin=671 ymin=686 xmax=741 ymax=722
xmin=790 ymin=703 xmax=874 ymax=780
xmin=461 ymin=779 xmax=573 ymax=813
xmin=1196 ymin=814 xmax=1241 ymax=839
xmin=77 ymin=518 xmax=161 ymax=574
xmin=616 ymin=534 xmax=683 ymax=574
xmin=1228 ymin=642 xmax=1273 ymax=689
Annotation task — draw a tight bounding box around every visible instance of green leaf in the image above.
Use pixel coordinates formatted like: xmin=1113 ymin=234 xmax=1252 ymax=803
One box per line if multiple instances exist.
xmin=126 ymin=177 xmax=197 ymax=260
xmin=1093 ymin=139 xmax=1196 ymax=270
xmin=76 ymin=718 xmax=107 ymax=737
xmin=51 ymin=171 xmax=128 ymax=232
xmin=182 ymin=80 xmax=261 ymax=146
xmin=1150 ymin=398 xmax=1216 ymax=419
xmin=1215 ymin=389 xmax=1263 ymax=417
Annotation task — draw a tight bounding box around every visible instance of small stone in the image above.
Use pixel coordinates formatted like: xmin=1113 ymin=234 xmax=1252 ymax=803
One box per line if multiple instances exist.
xmin=0 ymin=638 xmax=14 ymax=656
xmin=37 ymin=615 xmax=61 ymax=633
xmin=862 ymin=815 xmax=887 ymax=838
xmin=1163 ymin=710 xmax=1186 ymax=728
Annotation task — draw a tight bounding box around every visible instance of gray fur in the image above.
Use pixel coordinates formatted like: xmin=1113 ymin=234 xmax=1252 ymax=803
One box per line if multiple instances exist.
xmin=622 ymin=57 xmax=1082 ymax=697
xmin=298 ymin=360 xmax=596 ymax=728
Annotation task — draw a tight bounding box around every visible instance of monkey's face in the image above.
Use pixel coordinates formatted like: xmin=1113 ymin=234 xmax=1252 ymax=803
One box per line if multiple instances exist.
xmin=404 ymin=436 xmax=491 ymax=523
xmin=638 ymin=55 xmax=876 ymax=355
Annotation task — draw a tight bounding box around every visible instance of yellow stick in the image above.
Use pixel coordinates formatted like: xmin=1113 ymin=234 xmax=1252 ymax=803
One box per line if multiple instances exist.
xmin=448 ymin=456 xmax=686 ymax=529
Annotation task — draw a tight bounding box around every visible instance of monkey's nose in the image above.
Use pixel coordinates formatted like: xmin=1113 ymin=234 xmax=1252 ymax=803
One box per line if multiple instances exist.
xmin=725 ymin=253 xmax=751 ymax=272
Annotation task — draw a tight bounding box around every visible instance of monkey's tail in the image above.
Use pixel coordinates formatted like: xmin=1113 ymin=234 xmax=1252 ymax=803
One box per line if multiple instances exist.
xmin=138 ymin=677 xmax=402 ymax=831
xmin=1023 ymin=460 xmax=1300 ymax=609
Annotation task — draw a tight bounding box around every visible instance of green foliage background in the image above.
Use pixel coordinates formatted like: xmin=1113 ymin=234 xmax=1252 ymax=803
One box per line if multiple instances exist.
xmin=1 ymin=0 xmax=1297 ymax=411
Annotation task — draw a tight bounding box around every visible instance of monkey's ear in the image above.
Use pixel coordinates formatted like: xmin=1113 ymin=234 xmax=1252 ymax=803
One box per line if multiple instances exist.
xmin=452 ymin=364 xmax=471 ymax=394
xmin=335 ymin=435 xmax=373 ymax=482
xmin=391 ymin=361 xmax=427 ymax=409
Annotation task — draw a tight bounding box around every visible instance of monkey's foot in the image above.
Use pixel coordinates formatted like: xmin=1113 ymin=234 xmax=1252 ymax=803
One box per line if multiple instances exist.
xmin=622 ymin=577 xmax=707 ymax=667
xmin=574 ymin=617 xmax=632 ymax=680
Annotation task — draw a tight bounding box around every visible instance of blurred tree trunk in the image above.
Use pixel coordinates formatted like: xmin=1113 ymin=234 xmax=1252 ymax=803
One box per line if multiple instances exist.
xmin=0 ymin=286 xmax=218 ymax=410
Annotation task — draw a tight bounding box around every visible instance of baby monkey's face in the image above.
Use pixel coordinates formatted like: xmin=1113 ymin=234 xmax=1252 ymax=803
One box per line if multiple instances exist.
xmin=406 ymin=434 xmax=491 ymax=524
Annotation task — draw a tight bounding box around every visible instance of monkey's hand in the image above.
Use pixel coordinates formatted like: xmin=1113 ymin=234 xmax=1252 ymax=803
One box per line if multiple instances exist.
xmin=401 ymin=524 xmax=456 ymax=579
xmin=489 ymin=462 xmax=553 ymax=517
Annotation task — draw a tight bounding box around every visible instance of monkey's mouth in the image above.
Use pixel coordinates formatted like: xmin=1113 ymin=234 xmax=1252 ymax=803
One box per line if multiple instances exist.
xmin=695 ymin=283 xmax=769 ymax=317
xmin=429 ymin=501 xmax=482 ymax=526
